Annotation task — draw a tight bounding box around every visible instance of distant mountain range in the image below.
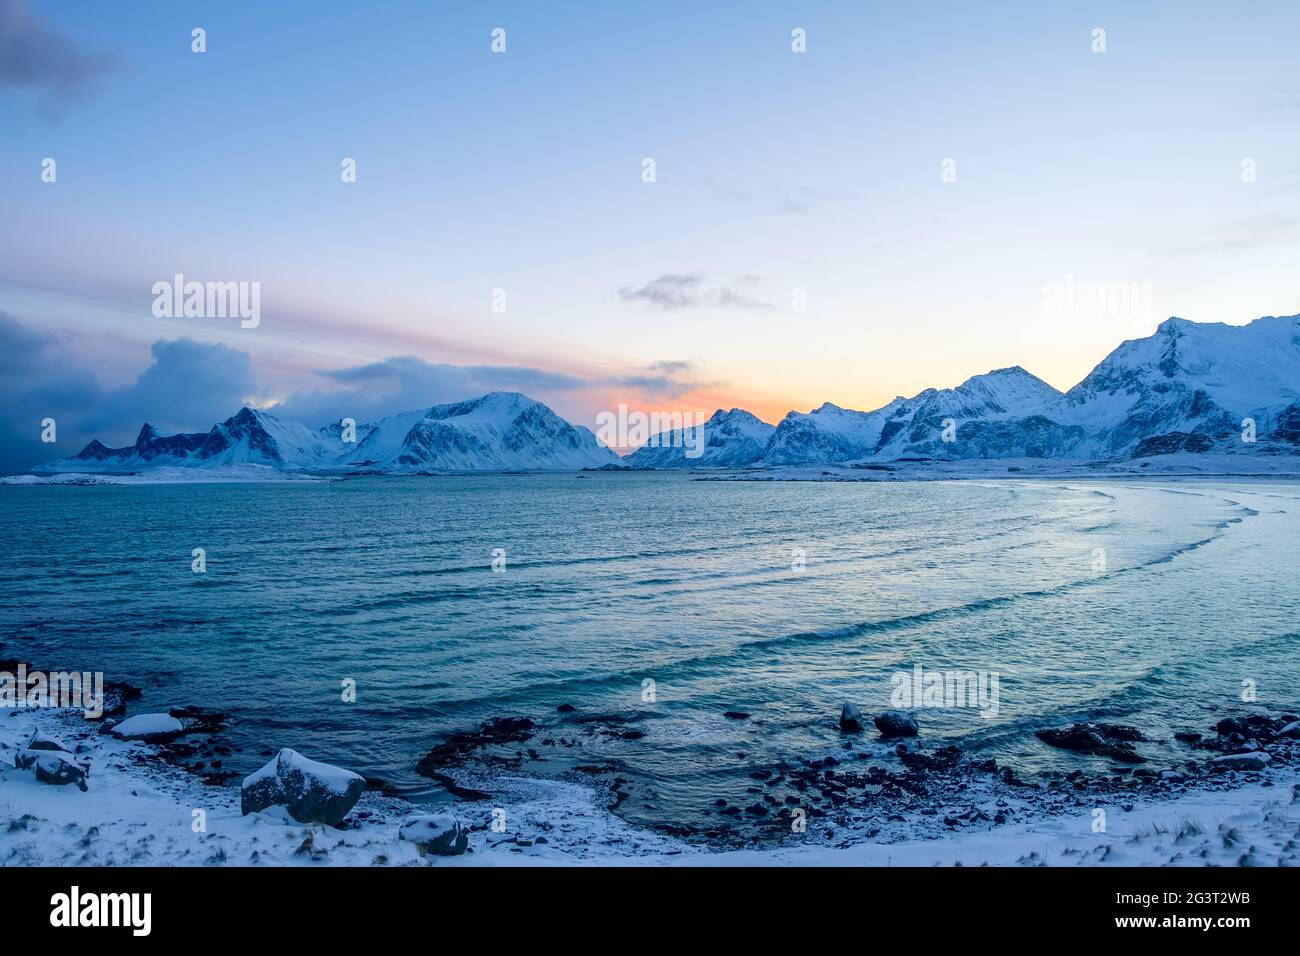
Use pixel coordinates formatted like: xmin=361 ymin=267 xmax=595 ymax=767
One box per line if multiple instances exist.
xmin=44 ymin=392 xmax=622 ymax=474
xmin=35 ymin=314 xmax=1300 ymax=475
xmin=628 ymin=313 xmax=1300 ymax=468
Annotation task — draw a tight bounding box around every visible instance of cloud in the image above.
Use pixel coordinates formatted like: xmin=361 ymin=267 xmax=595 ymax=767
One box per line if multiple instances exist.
xmin=0 ymin=0 xmax=116 ymax=115
xmin=0 ymin=317 xmax=258 ymax=472
xmin=618 ymin=273 xmax=705 ymax=310
xmin=0 ymin=312 xmax=729 ymax=471
xmin=606 ymin=359 xmax=722 ymax=399
xmin=1168 ymin=214 xmax=1300 ymax=256
xmin=704 ymin=179 xmax=863 ymax=216
xmin=272 ymin=356 xmax=591 ymax=426
xmin=0 ymin=308 xmax=54 ymax=374
xmin=86 ymin=339 xmax=259 ymax=435
xmin=618 ymin=273 xmax=773 ymax=311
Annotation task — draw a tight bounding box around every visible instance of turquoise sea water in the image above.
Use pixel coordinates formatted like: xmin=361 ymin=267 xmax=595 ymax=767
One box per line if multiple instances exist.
xmin=1 ymin=474 xmax=1296 ymax=835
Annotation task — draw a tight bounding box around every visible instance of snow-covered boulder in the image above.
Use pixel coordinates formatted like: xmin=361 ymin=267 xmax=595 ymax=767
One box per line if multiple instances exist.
xmin=874 ymin=710 xmax=919 ymax=738
xmin=110 ymin=713 xmax=185 ymax=742
xmin=16 ymin=747 xmax=88 ymax=791
xmin=1210 ymin=752 xmax=1271 ymax=772
xmin=241 ymin=748 xmax=365 ymax=826
xmin=23 ymin=729 xmax=70 ymax=753
xmin=398 ymin=814 xmax=469 ymax=856
xmin=839 ymin=703 xmax=864 ymax=733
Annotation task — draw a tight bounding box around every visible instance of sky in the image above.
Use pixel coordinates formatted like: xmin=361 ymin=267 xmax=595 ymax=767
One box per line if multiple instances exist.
xmin=2 ymin=0 xmax=1299 ymax=470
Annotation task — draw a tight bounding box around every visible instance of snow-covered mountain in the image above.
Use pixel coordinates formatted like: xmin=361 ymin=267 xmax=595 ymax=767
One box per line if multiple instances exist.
xmin=40 ymin=393 xmax=622 ymax=474
xmin=33 ymin=315 xmax=1300 ymax=476
xmin=760 ymin=367 xmax=1074 ymax=465
xmin=625 ymin=408 xmax=775 ymax=469
xmin=1056 ymin=315 xmax=1300 ymax=457
xmin=754 ymin=315 xmax=1299 ymax=465
xmin=346 ymin=392 xmax=621 ymax=472
xmin=52 ymin=407 xmax=341 ymax=472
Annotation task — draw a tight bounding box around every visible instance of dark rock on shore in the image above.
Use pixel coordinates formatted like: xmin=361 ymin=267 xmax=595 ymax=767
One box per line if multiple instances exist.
xmin=1035 ymin=723 xmax=1147 ymax=763
xmin=899 ymin=744 xmax=961 ymax=771
xmin=416 ymin=715 xmax=537 ymax=777
xmin=399 ymin=814 xmax=469 ymax=855
xmin=839 ymin=703 xmax=864 ymax=733
xmin=97 ymin=680 xmax=142 ymax=719
xmin=14 ymin=730 xmax=90 ymax=791
xmin=241 ymin=748 xmax=365 ymax=826
xmin=109 ymin=712 xmax=186 ymax=743
xmin=874 ymin=710 xmax=919 ymax=738
xmin=1210 ymin=752 xmax=1271 ymax=772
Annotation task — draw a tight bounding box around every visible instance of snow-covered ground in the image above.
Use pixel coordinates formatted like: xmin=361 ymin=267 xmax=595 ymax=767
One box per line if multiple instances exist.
xmin=3 ymin=708 xmax=1295 ymax=867
xmin=0 ymin=466 xmax=331 ymax=485
xmin=711 ymin=454 xmax=1300 ymax=483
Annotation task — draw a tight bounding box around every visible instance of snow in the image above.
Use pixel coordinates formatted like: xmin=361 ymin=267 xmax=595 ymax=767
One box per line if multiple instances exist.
xmin=2 ymin=707 xmax=1295 ymax=867
xmin=627 ymin=408 xmax=775 ymax=468
xmin=17 ymin=315 xmax=1300 ymax=479
xmin=31 ymin=392 xmax=620 ymax=478
xmin=243 ymin=748 xmax=364 ymax=796
xmin=1 ymin=466 xmax=330 ymax=485
xmin=110 ymin=714 xmax=184 ymax=739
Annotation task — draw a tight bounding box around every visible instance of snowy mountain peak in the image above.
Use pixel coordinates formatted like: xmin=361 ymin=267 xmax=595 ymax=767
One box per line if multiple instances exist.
xmin=42 ymin=393 xmax=621 ymax=474
xmin=32 ymin=315 xmax=1300 ymax=476
xmin=625 ymin=406 xmax=775 ymax=469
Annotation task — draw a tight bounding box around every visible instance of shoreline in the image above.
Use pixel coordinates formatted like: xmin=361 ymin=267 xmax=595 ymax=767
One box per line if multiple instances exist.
xmin=3 ymin=698 xmax=1296 ymax=867
xmin=4 ymin=453 xmax=1300 ymax=486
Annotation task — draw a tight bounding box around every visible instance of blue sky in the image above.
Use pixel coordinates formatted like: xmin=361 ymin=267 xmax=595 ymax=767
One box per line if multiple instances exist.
xmin=2 ymin=0 xmax=1299 ymax=469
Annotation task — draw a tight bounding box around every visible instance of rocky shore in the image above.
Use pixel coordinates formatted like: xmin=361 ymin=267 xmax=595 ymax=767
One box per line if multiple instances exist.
xmin=2 ymin=661 xmax=1297 ymax=866
xmin=410 ymin=700 xmax=1300 ymax=852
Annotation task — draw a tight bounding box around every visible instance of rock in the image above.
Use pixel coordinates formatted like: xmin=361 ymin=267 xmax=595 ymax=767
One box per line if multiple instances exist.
xmin=398 ymin=814 xmax=468 ymax=856
xmin=1215 ymin=717 xmax=1247 ymax=737
xmin=839 ymin=703 xmax=864 ymax=733
xmin=19 ymin=750 xmax=88 ymax=791
xmin=110 ymin=713 xmax=185 ymax=742
xmin=1095 ymin=723 xmax=1145 ymax=742
xmin=556 ymin=703 xmax=576 ymax=713
xmin=240 ymin=748 xmax=365 ymax=826
xmin=92 ymin=680 xmax=141 ymax=720
xmin=416 ymin=715 xmax=537 ymax=776
xmin=1210 ymin=752 xmax=1271 ymax=772
xmin=722 ymin=711 xmax=750 ymax=720
xmin=874 ymin=710 xmax=919 ymax=738
xmin=1035 ymin=723 xmax=1145 ymax=763
xmin=1173 ymin=731 xmax=1202 ymax=744
xmin=1278 ymin=721 xmax=1300 ymax=739
xmin=23 ymin=729 xmax=69 ymax=753
xmin=168 ymin=705 xmax=228 ymax=733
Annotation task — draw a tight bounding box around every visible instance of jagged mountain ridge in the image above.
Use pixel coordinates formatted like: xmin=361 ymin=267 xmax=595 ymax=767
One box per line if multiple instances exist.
xmin=35 ymin=315 xmax=1300 ymax=475
xmin=624 ymin=408 xmax=775 ymax=469
xmin=631 ymin=315 xmax=1300 ymax=468
xmin=42 ymin=392 xmax=621 ymax=474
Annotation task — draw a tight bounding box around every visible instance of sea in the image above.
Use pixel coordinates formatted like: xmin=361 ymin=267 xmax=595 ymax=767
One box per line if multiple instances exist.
xmin=1 ymin=474 xmax=1296 ymax=840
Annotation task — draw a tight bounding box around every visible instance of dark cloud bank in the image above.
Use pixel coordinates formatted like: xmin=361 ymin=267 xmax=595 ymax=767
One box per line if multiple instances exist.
xmin=0 ymin=311 xmax=713 ymax=473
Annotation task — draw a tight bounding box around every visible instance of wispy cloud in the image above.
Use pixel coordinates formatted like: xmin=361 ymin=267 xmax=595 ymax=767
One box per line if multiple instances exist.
xmin=606 ymin=359 xmax=721 ymax=399
xmin=273 ymin=356 xmax=591 ymax=425
xmin=0 ymin=0 xmax=117 ymax=116
xmin=618 ymin=273 xmax=772 ymax=311
xmin=1168 ymin=213 xmax=1300 ymax=256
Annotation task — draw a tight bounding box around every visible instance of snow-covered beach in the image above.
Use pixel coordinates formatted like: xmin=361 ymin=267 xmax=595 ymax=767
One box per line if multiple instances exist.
xmin=3 ymin=702 xmax=1297 ymax=868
